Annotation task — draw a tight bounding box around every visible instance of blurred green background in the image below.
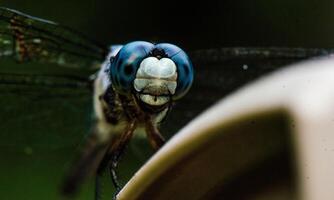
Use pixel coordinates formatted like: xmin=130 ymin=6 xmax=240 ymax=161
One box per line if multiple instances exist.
xmin=1 ymin=0 xmax=334 ymax=199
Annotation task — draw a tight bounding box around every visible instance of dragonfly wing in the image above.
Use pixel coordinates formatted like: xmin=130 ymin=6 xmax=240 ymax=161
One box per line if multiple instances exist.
xmin=0 ymin=7 xmax=108 ymax=69
xmin=161 ymin=47 xmax=334 ymax=136
xmin=0 ymin=72 xmax=95 ymax=198
xmin=61 ymin=130 xmax=111 ymax=196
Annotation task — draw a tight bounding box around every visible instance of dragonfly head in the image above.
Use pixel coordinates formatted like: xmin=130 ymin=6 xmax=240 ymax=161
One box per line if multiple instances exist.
xmin=109 ymin=41 xmax=193 ymax=111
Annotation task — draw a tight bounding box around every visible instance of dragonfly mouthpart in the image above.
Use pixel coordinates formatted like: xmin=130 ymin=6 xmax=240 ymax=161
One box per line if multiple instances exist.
xmin=138 ymin=93 xmax=170 ymax=106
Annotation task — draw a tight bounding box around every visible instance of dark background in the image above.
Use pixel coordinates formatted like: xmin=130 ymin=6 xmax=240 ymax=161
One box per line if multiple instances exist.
xmin=2 ymin=0 xmax=334 ymax=51
xmin=1 ymin=1 xmax=334 ymax=200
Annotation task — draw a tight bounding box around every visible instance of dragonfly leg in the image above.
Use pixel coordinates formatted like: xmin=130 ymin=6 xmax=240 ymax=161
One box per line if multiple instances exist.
xmin=145 ymin=120 xmax=166 ymax=150
xmin=110 ymin=161 xmax=121 ymax=200
xmin=107 ymin=120 xmax=137 ymax=200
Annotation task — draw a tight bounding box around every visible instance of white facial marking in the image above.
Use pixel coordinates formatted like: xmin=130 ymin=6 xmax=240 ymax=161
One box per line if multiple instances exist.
xmin=136 ymin=57 xmax=177 ymax=80
xmin=138 ymin=57 xmax=176 ymax=78
xmin=134 ymin=57 xmax=178 ymax=104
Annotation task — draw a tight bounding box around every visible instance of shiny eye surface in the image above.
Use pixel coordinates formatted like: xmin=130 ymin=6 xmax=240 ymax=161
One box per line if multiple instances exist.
xmin=109 ymin=41 xmax=154 ymax=94
xmin=155 ymin=43 xmax=194 ymax=100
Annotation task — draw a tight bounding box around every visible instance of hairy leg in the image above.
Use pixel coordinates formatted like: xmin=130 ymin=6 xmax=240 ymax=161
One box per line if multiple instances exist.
xmin=145 ymin=119 xmax=165 ymax=150
xmin=103 ymin=120 xmax=137 ymax=199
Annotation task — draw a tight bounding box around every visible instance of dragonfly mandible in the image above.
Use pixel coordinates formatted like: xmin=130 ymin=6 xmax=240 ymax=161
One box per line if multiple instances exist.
xmin=1 ymin=6 xmax=334 ymax=200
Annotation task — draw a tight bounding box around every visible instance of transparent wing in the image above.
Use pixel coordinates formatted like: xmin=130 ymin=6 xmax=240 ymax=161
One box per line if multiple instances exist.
xmin=162 ymin=47 xmax=334 ymax=136
xmin=0 ymin=72 xmax=95 ymax=198
xmin=0 ymin=7 xmax=108 ymax=69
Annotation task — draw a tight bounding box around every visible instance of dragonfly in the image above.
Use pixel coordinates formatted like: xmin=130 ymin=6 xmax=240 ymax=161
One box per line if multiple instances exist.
xmin=1 ymin=6 xmax=334 ymax=200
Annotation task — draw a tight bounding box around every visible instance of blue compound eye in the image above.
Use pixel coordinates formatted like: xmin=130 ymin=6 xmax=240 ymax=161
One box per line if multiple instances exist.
xmin=109 ymin=41 xmax=154 ymax=94
xmin=155 ymin=43 xmax=194 ymax=100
